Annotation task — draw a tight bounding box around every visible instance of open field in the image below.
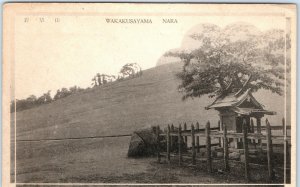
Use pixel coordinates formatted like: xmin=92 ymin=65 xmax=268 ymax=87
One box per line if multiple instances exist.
xmin=12 ymin=62 xmax=289 ymax=183
xmin=15 ymin=136 xmax=150 ymax=183
xmin=14 ymin=136 xmax=286 ymax=184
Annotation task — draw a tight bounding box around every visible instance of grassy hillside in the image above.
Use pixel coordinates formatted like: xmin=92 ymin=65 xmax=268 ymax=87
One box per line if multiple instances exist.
xmin=15 ymin=63 xmax=286 ymax=141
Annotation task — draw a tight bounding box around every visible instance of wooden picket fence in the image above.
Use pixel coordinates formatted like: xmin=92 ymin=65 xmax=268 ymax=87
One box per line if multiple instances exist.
xmin=155 ymin=118 xmax=291 ymax=182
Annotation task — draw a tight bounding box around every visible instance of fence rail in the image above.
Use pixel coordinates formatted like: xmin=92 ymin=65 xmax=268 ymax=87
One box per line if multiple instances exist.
xmin=256 ymin=125 xmax=291 ymax=130
xmin=156 ymin=117 xmax=291 ymax=182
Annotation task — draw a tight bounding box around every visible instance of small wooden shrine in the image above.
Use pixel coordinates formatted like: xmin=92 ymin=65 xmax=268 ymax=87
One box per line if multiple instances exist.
xmin=206 ymin=88 xmax=276 ymax=148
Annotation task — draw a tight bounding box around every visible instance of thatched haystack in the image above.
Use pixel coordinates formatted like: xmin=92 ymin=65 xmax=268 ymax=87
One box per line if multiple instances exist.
xmin=128 ymin=126 xmax=187 ymax=157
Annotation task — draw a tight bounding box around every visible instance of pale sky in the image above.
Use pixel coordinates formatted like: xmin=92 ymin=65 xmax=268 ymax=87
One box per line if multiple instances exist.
xmin=14 ymin=15 xmax=285 ymax=99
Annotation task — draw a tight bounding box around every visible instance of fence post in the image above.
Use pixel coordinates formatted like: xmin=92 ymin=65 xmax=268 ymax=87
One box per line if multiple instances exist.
xmin=156 ymin=125 xmax=161 ymax=163
xmin=250 ymin=118 xmax=254 ymax=133
xmin=184 ymin=123 xmax=188 ymax=146
xmin=206 ymin=121 xmax=212 ymax=173
xmin=242 ymin=119 xmax=250 ymax=182
xmin=196 ymin=122 xmax=200 ymax=153
xmin=256 ymin=117 xmax=262 ymax=151
xmin=250 ymin=118 xmax=255 ymax=145
xmin=282 ymin=117 xmax=289 ymax=183
xmin=223 ymin=123 xmax=229 ymax=171
xmin=167 ymin=125 xmax=171 ymax=164
xmin=218 ymin=120 xmax=222 ymax=147
xmin=285 ymin=139 xmax=289 ymax=183
xmin=171 ymin=124 xmax=174 ymax=151
xmin=178 ymin=124 xmax=182 ymax=166
xmin=191 ymin=124 xmax=196 ymax=165
xmin=266 ymin=119 xmax=274 ymax=182
xmin=282 ymin=117 xmax=285 ymax=135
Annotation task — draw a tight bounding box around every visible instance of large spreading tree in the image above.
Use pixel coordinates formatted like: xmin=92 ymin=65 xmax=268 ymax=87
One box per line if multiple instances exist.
xmin=165 ymin=23 xmax=289 ymax=100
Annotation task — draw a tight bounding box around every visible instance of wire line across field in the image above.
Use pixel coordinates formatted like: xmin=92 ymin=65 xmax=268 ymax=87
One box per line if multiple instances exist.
xmin=14 ymin=134 xmax=132 ymax=142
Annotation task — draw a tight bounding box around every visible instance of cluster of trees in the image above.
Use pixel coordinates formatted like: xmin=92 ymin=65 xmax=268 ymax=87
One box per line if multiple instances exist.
xmin=164 ymin=23 xmax=288 ymax=101
xmin=119 ymin=63 xmax=142 ymax=78
xmin=11 ymin=86 xmax=84 ymax=112
xmin=53 ymin=86 xmax=84 ymax=100
xmin=91 ymin=63 xmax=142 ymax=87
xmin=91 ymin=74 xmax=117 ymax=87
xmin=11 ymin=63 xmax=144 ymax=112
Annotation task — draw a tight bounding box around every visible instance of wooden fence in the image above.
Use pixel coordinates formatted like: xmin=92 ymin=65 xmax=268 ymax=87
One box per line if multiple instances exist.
xmin=156 ymin=118 xmax=291 ymax=182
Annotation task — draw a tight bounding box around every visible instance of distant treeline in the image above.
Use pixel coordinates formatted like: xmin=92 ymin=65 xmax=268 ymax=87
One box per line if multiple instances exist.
xmin=10 ymin=86 xmax=84 ymax=113
xmin=11 ymin=63 xmax=143 ymax=113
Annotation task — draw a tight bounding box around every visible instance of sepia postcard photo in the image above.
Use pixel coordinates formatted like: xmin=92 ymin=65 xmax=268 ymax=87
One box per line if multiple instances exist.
xmin=2 ymin=3 xmax=297 ymax=187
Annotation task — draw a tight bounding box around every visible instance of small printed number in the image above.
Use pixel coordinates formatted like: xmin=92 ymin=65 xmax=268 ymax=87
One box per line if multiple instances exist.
xmin=24 ymin=18 xmax=29 ymax=23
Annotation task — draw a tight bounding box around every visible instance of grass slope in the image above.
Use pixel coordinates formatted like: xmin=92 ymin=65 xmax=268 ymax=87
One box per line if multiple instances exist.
xmin=13 ymin=62 xmax=288 ymax=183
xmin=15 ymin=63 xmax=286 ymax=141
